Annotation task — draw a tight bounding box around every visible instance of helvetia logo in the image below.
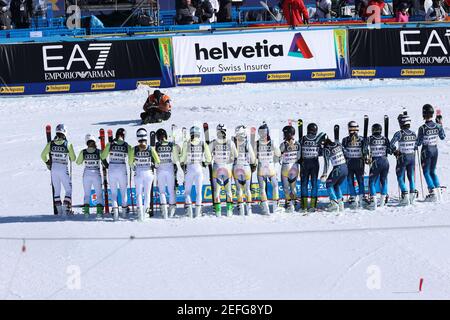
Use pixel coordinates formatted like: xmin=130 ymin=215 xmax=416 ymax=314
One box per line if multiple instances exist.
xmin=42 ymin=43 xmax=115 ymax=81
xmin=195 ymin=40 xmax=283 ymax=60
xmin=288 ymin=33 xmax=313 ymax=59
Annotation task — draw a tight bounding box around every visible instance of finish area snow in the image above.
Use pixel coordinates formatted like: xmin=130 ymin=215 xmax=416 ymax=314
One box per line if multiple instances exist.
xmin=1 ymin=78 xmax=450 ymax=299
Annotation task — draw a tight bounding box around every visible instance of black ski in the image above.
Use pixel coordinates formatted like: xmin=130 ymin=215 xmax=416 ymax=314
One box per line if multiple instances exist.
xmin=384 ymin=115 xmax=389 ymax=139
xmin=363 ymin=115 xmax=369 ymax=158
xmin=334 ymin=125 xmax=340 ymax=142
xmin=203 ymin=123 xmax=216 ymax=207
xmin=298 ymin=119 xmax=303 ymax=141
xmin=99 ymin=129 xmax=110 ymax=215
xmin=149 ymin=130 xmax=156 ymax=217
xmin=46 ymin=124 xmax=58 ymax=215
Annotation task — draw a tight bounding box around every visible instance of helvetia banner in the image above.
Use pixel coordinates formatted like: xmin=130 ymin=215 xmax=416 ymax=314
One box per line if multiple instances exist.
xmin=0 ymin=38 xmax=174 ymax=95
xmin=173 ymin=29 xmax=348 ymax=85
xmin=350 ymin=28 xmax=450 ymax=78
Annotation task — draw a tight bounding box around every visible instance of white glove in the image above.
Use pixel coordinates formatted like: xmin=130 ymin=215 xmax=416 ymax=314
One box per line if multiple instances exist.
xmin=1 ymin=7 xmax=7 ymax=12
xmin=320 ymin=174 xmax=327 ymax=183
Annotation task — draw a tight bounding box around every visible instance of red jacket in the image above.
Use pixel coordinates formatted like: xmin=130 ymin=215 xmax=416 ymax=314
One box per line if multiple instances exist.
xmin=282 ymin=0 xmax=309 ymax=26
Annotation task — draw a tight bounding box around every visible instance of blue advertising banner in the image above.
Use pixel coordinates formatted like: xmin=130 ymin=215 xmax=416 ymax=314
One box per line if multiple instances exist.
xmin=89 ymin=177 xmax=378 ymax=206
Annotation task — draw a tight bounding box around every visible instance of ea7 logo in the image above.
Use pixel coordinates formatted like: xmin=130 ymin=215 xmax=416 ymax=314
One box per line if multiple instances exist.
xmin=42 ymin=43 xmax=112 ymax=72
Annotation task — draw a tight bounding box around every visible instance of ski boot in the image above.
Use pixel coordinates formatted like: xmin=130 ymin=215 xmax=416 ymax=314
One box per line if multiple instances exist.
xmin=348 ymin=196 xmax=357 ymax=210
xmin=379 ymin=195 xmax=387 ymax=208
xmin=327 ymin=200 xmax=340 ymax=212
xmin=112 ymin=207 xmax=119 ymax=221
xmin=194 ymin=205 xmax=202 ymax=218
xmin=359 ymin=195 xmax=369 ymax=208
xmin=338 ymin=199 xmax=345 ymax=213
xmin=308 ymin=197 xmax=318 ymax=213
xmin=169 ymin=204 xmax=177 ymax=218
xmin=83 ymin=204 xmax=90 ymax=218
xmin=136 ymin=207 xmax=144 ymax=222
xmin=424 ymin=189 xmax=437 ymax=202
xmin=287 ymin=200 xmax=295 ymax=213
xmin=120 ymin=206 xmax=129 ymax=219
xmin=185 ymin=204 xmax=193 ymax=218
xmin=214 ymin=203 xmax=221 ymax=217
xmin=145 ymin=207 xmax=152 ymax=219
xmin=63 ymin=200 xmax=73 ymax=216
xmin=96 ymin=204 xmax=104 ymax=218
xmin=409 ymin=190 xmax=418 ymax=205
xmin=272 ymin=200 xmax=283 ymax=213
xmin=260 ymin=201 xmax=270 ymax=215
xmin=367 ymin=196 xmax=377 ymax=211
xmin=161 ymin=204 xmax=169 ymax=219
xmin=300 ymin=197 xmax=308 ymax=213
xmin=246 ymin=202 xmax=253 ymax=215
xmin=399 ymin=192 xmax=410 ymax=206
xmin=226 ymin=202 xmax=233 ymax=217
xmin=238 ymin=202 xmax=245 ymax=216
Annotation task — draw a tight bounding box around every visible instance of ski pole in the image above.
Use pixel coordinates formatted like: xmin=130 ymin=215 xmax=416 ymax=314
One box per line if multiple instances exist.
xmin=129 ymin=166 xmax=135 ymax=213
xmin=416 ymin=149 xmax=425 ymax=200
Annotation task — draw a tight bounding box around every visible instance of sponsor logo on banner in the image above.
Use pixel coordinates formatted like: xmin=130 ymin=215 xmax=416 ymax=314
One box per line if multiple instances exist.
xmin=178 ymin=77 xmax=202 ymax=84
xmin=400 ymin=69 xmax=426 ymax=76
xmin=0 ymin=86 xmax=25 ymax=94
xmin=91 ymin=82 xmax=116 ymax=90
xmin=311 ymin=71 xmax=336 ymax=79
xmin=352 ymin=69 xmax=376 ymax=77
xmin=137 ymin=80 xmax=161 ymax=87
xmin=160 ymin=42 xmax=171 ymax=66
xmin=267 ymin=73 xmax=291 ymax=80
xmin=173 ymin=30 xmax=338 ymax=77
xmin=288 ymin=33 xmax=313 ymax=58
xmin=222 ymin=75 xmax=246 ymax=83
xmin=45 ymin=84 xmax=70 ymax=92
xmin=42 ymin=43 xmax=115 ymax=81
xmin=400 ymin=30 xmax=450 ymax=65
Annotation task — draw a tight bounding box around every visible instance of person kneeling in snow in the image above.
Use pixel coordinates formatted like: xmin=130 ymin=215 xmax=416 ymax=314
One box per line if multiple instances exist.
xmin=140 ymin=90 xmax=172 ymax=124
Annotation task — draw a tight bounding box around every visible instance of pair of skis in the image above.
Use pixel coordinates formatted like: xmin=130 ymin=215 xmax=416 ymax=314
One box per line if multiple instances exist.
xmin=99 ymin=129 xmax=113 ymax=215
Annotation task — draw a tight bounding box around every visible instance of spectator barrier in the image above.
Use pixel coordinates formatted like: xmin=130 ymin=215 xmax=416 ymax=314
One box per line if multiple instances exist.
xmin=1 ymin=24 xmax=450 ymax=95
xmin=350 ymin=27 xmax=450 ymax=78
xmin=172 ymin=29 xmax=348 ymax=86
xmin=0 ymin=37 xmax=174 ymax=95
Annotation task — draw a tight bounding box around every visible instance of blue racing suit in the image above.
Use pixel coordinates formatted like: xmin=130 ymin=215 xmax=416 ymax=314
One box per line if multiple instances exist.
xmin=368 ymin=134 xmax=390 ymax=196
xmin=322 ymin=142 xmax=348 ymax=201
xmin=390 ymin=129 xmax=417 ymax=193
xmin=342 ymin=135 xmax=366 ymax=198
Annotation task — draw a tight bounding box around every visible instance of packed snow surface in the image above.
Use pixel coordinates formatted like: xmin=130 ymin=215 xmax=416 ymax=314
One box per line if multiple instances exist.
xmin=1 ymin=78 xmax=450 ymax=299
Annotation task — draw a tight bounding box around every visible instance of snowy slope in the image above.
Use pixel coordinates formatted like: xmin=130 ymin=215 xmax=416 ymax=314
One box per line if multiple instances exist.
xmin=0 ymin=78 xmax=450 ymax=299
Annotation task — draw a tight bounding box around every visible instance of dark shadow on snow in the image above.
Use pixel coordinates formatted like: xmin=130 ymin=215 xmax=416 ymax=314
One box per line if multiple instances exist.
xmin=93 ymin=119 xmax=142 ymax=126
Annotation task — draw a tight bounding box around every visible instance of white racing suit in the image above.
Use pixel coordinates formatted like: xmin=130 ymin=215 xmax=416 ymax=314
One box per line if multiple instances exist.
xmin=256 ymin=140 xmax=281 ymax=214
xmin=155 ymin=140 xmax=179 ymax=218
xmin=129 ymin=144 xmax=159 ymax=220
xmin=280 ymin=140 xmax=301 ymax=212
xmin=210 ymin=138 xmax=238 ymax=216
xmin=76 ymin=148 xmax=103 ymax=210
xmin=41 ymin=138 xmax=76 ymax=215
xmin=101 ymin=139 xmax=131 ymax=216
xmin=233 ymin=138 xmax=256 ymax=215
xmin=180 ymin=138 xmax=212 ymax=217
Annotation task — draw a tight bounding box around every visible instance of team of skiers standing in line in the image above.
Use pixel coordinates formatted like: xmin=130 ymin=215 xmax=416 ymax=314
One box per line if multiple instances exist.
xmin=41 ymin=104 xmax=445 ymax=221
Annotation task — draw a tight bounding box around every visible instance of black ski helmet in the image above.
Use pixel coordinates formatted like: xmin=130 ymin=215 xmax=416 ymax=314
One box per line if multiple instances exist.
xmin=116 ymin=128 xmax=126 ymax=139
xmin=282 ymin=125 xmax=295 ymax=140
xmin=307 ymin=123 xmax=318 ymax=135
xmin=156 ymin=128 xmax=167 ymax=141
xmin=422 ymin=104 xmax=434 ymax=119
xmin=348 ymin=121 xmax=359 ymax=134
xmin=258 ymin=123 xmax=270 ymax=138
xmin=372 ymin=123 xmax=382 ymax=135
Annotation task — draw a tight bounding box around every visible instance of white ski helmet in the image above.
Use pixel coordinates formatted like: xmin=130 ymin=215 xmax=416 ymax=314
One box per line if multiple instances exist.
xmin=136 ymin=128 xmax=148 ymax=141
xmin=190 ymin=126 xmax=200 ymax=138
xmin=348 ymin=121 xmax=359 ymax=134
xmin=56 ymin=124 xmax=67 ymax=136
xmin=85 ymin=134 xmax=96 ymax=145
xmin=235 ymin=125 xmax=247 ymax=139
